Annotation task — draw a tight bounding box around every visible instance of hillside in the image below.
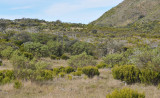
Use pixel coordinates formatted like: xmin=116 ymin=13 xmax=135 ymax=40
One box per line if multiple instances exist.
xmin=91 ymin=0 xmax=160 ymax=27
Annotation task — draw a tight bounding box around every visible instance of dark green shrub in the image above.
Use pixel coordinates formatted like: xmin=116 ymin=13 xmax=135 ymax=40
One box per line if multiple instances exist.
xmin=61 ymin=54 xmax=70 ymax=60
xmin=14 ymin=80 xmax=22 ymax=89
xmin=112 ymin=65 xmax=141 ymax=84
xmin=96 ymin=62 xmax=107 ymax=69
xmin=58 ymin=66 xmax=65 ymax=72
xmin=106 ymin=88 xmax=145 ymax=98
xmin=0 ymin=59 xmax=2 ymax=66
xmin=82 ymin=66 xmax=100 ymax=78
xmin=65 ymin=66 xmax=74 ymax=74
xmin=139 ymin=69 xmax=160 ymax=85
xmin=23 ymin=42 xmax=49 ymax=57
xmin=23 ymin=52 xmax=33 ymax=60
xmin=0 ymin=70 xmax=15 ymax=84
xmin=50 ymin=55 xmax=57 ymax=60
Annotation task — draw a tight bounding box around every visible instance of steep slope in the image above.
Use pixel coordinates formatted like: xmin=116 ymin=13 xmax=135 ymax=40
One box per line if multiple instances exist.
xmin=91 ymin=0 xmax=160 ymax=27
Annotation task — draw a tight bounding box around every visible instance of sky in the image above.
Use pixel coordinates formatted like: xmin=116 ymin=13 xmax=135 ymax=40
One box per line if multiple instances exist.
xmin=0 ymin=0 xmax=123 ymax=24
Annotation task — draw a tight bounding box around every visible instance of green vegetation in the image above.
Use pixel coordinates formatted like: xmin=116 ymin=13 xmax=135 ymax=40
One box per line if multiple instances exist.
xmin=96 ymin=62 xmax=107 ymax=69
xmin=0 ymin=59 xmax=2 ymax=66
xmin=14 ymin=80 xmax=22 ymax=89
xmin=0 ymin=70 xmax=15 ymax=84
xmin=106 ymin=88 xmax=145 ymax=98
xmin=68 ymin=52 xmax=96 ymax=68
xmin=103 ymin=53 xmax=125 ymax=67
xmin=112 ymin=65 xmax=160 ymax=85
xmin=82 ymin=66 xmax=100 ymax=78
xmin=112 ymin=65 xmax=140 ymax=84
xmin=0 ymin=6 xmax=160 ymax=97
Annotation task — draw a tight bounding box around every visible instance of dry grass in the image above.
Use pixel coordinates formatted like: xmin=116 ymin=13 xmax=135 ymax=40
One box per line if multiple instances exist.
xmin=0 ymin=59 xmax=160 ymax=98
xmin=0 ymin=59 xmax=13 ymax=70
xmin=0 ymin=69 xmax=160 ymax=98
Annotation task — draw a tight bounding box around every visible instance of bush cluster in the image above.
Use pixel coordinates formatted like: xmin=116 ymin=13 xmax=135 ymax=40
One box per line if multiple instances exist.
xmin=139 ymin=69 xmax=160 ymax=85
xmin=106 ymin=88 xmax=145 ymax=98
xmin=0 ymin=70 xmax=15 ymax=84
xmin=112 ymin=65 xmax=160 ymax=85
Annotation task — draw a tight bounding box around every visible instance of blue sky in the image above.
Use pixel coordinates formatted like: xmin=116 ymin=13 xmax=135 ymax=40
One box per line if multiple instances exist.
xmin=0 ymin=0 xmax=123 ymax=24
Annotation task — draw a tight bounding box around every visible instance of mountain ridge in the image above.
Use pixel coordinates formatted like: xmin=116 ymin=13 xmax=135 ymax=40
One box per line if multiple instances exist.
xmin=91 ymin=0 xmax=160 ymax=27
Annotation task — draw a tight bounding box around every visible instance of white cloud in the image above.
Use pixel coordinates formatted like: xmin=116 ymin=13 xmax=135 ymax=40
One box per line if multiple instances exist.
xmin=0 ymin=0 xmax=41 ymax=4
xmin=45 ymin=0 xmax=123 ymax=16
xmin=11 ymin=6 xmax=32 ymax=10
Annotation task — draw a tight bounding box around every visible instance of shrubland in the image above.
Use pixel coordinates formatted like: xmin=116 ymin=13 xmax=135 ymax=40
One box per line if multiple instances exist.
xmin=0 ymin=18 xmax=160 ymax=97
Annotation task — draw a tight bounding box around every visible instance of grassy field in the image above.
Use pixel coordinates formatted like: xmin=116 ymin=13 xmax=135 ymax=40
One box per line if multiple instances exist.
xmin=0 ymin=59 xmax=160 ymax=98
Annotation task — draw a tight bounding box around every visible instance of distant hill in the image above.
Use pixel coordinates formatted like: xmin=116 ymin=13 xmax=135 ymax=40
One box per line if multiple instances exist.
xmin=91 ymin=0 xmax=160 ymax=27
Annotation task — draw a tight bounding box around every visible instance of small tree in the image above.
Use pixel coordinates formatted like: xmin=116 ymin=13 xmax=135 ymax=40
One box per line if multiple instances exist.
xmin=1 ymin=46 xmax=14 ymax=59
xmin=68 ymin=52 xmax=96 ymax=68
xmin=103 ymin=53 xmax=125 ymax=67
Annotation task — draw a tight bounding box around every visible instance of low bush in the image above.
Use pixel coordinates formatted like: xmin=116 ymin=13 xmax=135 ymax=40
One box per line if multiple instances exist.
xmin=50 ymin=55 xmax=57 ymax=60
xmin=82 ymin=66 xmax=100 ymax=78
xmin=23 ymin=52 xmax=33 ymax=60
xmin=65 ymin=66 xmax=74 ymax=74
xmin=106 ymin=88 xmax=145 ymax=98
xmin=58 ymin=72 xmax=65 ymax=78
xmin=0 ymin=70 xmax=15 ymax=84
xmin=53 ymin=66 xmax=66 ymax=75
xmin=16 ymin=69 xmax=34 ymax=80
xmin=35 ymin=70 xmax=53 ymax=81
xmin=72 ymin=71 xmax=82 ymax=76
xmin=112 ymin=65 xmax=141 ymax=84
xmin=35 ymin=61 xmax=49 ymax=70
xmin=67 ymin=75 xmax=72 ymax=80
xmin=96 ymin=62 xmax=107 ymax=69
xmin=139 ymin=69 xmax=160 ymax=85
xmin=56 ymin=57 xmax=60 ymax=60
xmin=14 ymin=80 xmax=22 ymax=89
xmin=61 ymin=54 xmax=70 ymax=60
